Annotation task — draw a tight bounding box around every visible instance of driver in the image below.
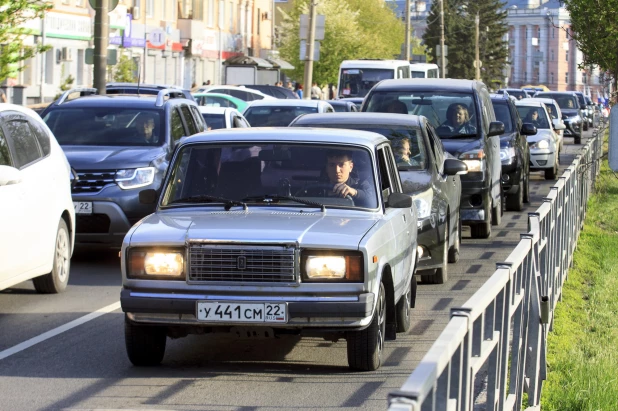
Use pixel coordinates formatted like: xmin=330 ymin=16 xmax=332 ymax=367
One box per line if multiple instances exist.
xmin=439 ymin=103 xmax=477 ymax=135
xmin=134 ymin=112 xmax=158 ymax=144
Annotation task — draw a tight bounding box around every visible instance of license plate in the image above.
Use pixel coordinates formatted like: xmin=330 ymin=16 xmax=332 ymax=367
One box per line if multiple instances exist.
xmin=196 ymin=302 xmax=287 ymax=323
xmin=73 ymin=201 xmax=93 ymax=214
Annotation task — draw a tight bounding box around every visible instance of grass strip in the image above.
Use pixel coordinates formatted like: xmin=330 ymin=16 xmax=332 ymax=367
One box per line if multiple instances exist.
xmin=541 ymin=157 xmax=618 ymax=411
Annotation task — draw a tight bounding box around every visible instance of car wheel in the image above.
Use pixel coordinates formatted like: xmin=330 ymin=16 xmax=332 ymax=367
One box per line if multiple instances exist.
xmin=396 ymin=277 xmax=414 ymax=333
xmin=125 ymin=315 xmax=167 ymax=366
xmin=583 ymin=122 xmax=588 ymax=131
xmin=347 ymin=282 xmax=386 ymax=371
xmin=545 ymin=160 xmax=558 ymax=180
xmin=33 ymin=219 xmax=70 ymax=294
xmin=574 ymin=135 xmax=582 ymax=144
xmin=422 ymin=221 xmax=449 ymax=284
xmin=506 ymin=176 xmax=524 ymax=211
xmin=491 ymin=194 xmax=502 ymax=226
xmin=448 ymin=214 xmax=461 ymax=263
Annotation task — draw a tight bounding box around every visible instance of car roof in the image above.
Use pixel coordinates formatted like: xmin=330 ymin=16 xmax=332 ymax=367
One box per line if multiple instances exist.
xmin=369 ymin=78 xmax=479 ymax=92
xmin=536 ymin=91 xmax=576 ymax=96
xmin=514 ymin=100 xmax=544 ymax=107
xmin=292 ymin=112 xmax=422 ymax=127
xmin=245 ymin=99 xmax=329 ymax=108
xmin=198 ymin=106 xmax=239 ymax=114
xmin=44 ymin=94 xmax=181 ymax=110
xmin=528 ymin=97 xmax=557 ymax=104
xmin=192 ymin=92 xmax=243 ymax=100
xmin=106 ymin=82 xmax=187 ymax=90
xmin=181 ymin=127 xmax=388 ymax=148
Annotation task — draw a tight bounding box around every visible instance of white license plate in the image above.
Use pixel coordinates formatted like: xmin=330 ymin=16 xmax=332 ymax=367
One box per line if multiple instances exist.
xmin=73 ymin=201 xmax=93 ymax=214
xmin=196 ymin=302 xmax=287 ymax=323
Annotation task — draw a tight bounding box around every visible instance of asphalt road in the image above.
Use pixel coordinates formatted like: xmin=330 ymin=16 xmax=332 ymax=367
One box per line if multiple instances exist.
xmin=0 ymin=129 xmax=594 ymax=411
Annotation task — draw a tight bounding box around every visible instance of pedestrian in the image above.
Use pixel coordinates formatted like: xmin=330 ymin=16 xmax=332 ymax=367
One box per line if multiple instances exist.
xmin=295 ymin=83 xmax=303 ymax=99
xmin=0 ymin=88 xmax=7 ymax=103
xmin=311 ymin=82 xmax=322 ymax=100
xmin=203 ymin=80 xmax=211 ymax=86
xmin=286 ymin=81 xmax=294 ymax=91
xmin=321 ymin=84 xmax=329 ymax=100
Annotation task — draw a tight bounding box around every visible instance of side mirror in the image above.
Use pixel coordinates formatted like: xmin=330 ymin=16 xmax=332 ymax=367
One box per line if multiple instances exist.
xmin=521 ymin=123 xmax=538 ymax=136
xmin=387 ymin=192 xmax=413 ymax=209
xmin=443 ymin=158 xmax=468 ymax=176
xmin=0 ymin=165 xmax=22 ymax=187
xmin=552 ymin=119 xmax=566 ymax=130
xmin=488 ymin=121 xmax=505 ymax=137
xmin=139 ymin=188 xmax=158 ymax=205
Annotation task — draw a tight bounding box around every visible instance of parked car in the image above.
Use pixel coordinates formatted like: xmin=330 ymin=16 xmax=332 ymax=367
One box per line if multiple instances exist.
xmin=514 ymin=100 xmax=562 ymax=180
xmin=362 ymin=79 xmax=505 ymax=238
xmin=340 ymin=97 xmax=364 ymax=110
xmin=572 ymin=91 xmax=591 ymax=130
xmin=289 ymin=112 xmax=467 ymax=284
xmin=0 ymin=104 xmax=76 ymax=293
xmin=41 ymin=88 xmax=205 ymax=248
xmin=528 ymin=97 xmax=565 ymax=148
xmin=242 ymin=84 xmax=300 ymax=99
xmin=106 ymin=83 xmax=195 ymax=101
xmin=490 ymin=94 xmax=534 ymax=211
xmin=198 ymin=107 xmax=251 ymax=130
xmin=243 ymin=100 xmax=335 ymax=127
xmin=194 ymin=85 xmax=275 ymax=101
xmin=535 ymin=91 xmax=583 ymax=144
xmin=192 ymin=92 xmax=249 ymax=112
xmin=326 ymin=100 xmax=359 ymax=112
xmin=121 ymin=128 xmax=419 ymax=371
xmin=496 ymin=88 xmax=530 ymax=100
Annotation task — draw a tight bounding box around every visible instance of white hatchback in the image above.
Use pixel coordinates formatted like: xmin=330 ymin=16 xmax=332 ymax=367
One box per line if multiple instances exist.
xmin=0 ymin=104 xmax=75 ymax=293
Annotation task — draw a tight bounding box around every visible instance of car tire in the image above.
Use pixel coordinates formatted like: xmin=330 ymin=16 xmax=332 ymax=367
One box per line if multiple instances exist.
xmin=523 ymin=167 xmax=530 ymax=203
xmin=574 ymin=135 xmax=582 ymax=144
xmin=506 ymin=177 xmax=524 ymax=211
xmin=347 ymin=282 xmax=386 ymax=371
xmin=491 ymin=194 xmax=502 ymax=226
xmin=395 ymin=277 xmax=414 ymax=333
xmin=545 ymin=161 xmax=558 ymax=180
xmin=448 ymin=215 xmax=461 ymax=263
xmin=33 ymin=219 xmax=71 ymax=294
xmin=125 ymin=316 xmax=167 ymax=366
xmin=583 ymin=122 xmax=588 ymax=131
xmin=470 ymin=203 xmax=492 ymax=239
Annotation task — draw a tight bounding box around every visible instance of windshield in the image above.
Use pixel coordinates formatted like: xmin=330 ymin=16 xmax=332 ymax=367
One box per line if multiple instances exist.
xmin=44 ymin=108 xmax=164 ymax=146
xmin=338 ymin=68 xmax=394 ymax=98
xmin=244 ymin=106 xmax=318 ymax=127
xmin=202 ymin=113 xmax=226 ymax=130
xmin=162 ymin=143 xmax=378 ymax=209
xmin=544 ymin=103 xmax=558 ymax=119
xmin=506 ymin=90 xmax=527 ymax=100
xmin=364 ymin=91 xmax=479 ymax=139
xmin=516 ymin=105 xmax=550 ymax=129
xmin=492 ymin=102 xmax=513 ymax=133
xmin=537 ymin=93 xmax=578 ymax=110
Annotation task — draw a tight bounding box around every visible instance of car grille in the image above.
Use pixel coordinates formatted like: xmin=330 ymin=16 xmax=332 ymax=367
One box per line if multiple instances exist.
xmin=73 ymin=170 xmax=116 ymax=194
xmin=188 ymin=243 xmax=297 ymax=284
xmin=76 ymin=214 xmax=110 ymax=234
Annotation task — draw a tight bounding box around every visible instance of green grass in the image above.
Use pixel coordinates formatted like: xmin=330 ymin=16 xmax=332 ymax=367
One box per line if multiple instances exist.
xmin=541 ymin=158 xmax=618 ymax=411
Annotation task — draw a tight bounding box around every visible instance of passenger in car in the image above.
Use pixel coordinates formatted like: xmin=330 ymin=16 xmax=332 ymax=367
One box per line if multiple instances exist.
xmin=393 ymin=137 xmax=418 ymax=167
xmin=380 ymin=100 xmax=408 ymax=114
xmin=438 ymin=103 xmax=477 ymax=135
xmin=134 ymin=113 xmax=159 ymax=144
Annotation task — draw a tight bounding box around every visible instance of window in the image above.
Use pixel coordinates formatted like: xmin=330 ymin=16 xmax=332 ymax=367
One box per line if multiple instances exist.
xmin=552 ymin=28 xmax=555 ymax=38
xmin=565 ymin=50 xmax=568 ymax=61
xmin=257 ymin=8 xmax=260 ymax=35
xmin=161 ymin=0 xmax=166 ymax=18
xmin=0 ymin=128 xmax=11 ymax=166
xmin=6 ymin=120 xmax=41 ymax=168
xmin=180 ymin=106 xmax=198 ymax=135
xmin=147 ymin=0 xmax=154 ymax=18
xmin=377 ymin=147 xmax=393 ymax=200
xmin=219 ymin=0 xmax=225 ymax=28
xmin=550 ymin=49 xmax=554 ymax=61
xmin=29 ymin=120 xmax=51 ymax=157
xmin=524 ymin=71 xmax=528 ymax=82
xmin=565 ymin=72 xmax=569 ymax=84
xmin=550 ymin=72 xmax=554 ymax=84
xmin=192 ymin=0 xmax=203 ymax=19
xmin=229 ymin=1 xmax=234 ymax=31
xmin=171 ymin=109 xmax=185 ymax=142
xmin=207 ymin=0 xmax=214 ymax=26
xmin=189 ymin=106 xmax=205 ymax=131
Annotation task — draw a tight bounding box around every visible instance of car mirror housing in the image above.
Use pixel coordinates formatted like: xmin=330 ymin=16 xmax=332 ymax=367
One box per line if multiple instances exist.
xmin=552 ymin=119 xmax=566 ymax=130
xmin=387 ymin=192 xmax=412 ymax=209
xmin=488 ymin=121 xmax=505 ymax=137
xmin=443 ymin=158 xmax=468 ymax=176
xmin=139 ymin=188 xmax=158 ymax=205
xmin=521 ymin=123 xmax=538 ymax=135
xmin=0 ymin=165 xmax=22 ymax=187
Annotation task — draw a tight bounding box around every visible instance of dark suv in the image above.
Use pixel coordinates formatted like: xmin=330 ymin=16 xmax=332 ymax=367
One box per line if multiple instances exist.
xmin=491 ymin=94 xmax=535 ymax=211
xmin=535 ymin=91 xmax=583 ymax=144
xmin=362 ymin=79 xmax=504 ymax=238
xmin=41 ymin=88 xmax=205 ymax=248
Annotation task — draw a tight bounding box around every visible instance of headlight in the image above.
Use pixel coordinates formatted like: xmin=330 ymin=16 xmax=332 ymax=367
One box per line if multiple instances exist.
xmin=116 ymin=167 xmax=155 ymax=189
xmin=459 ymin=149 xmax=486 ymax=172
xmin=566 ymin=115 xmax=581 ymax=123
xmin=128 ymin=249 xmax=184 ymax=278
xmin=301 ymin=251 xmax=363 ymax=282
xmin=530 ymin=139 xmax=550 ymax=150
xmin=500 ymin=147 xmax=516 ymax=163
xmin=413 ymin=189 xmax=432 ymax=220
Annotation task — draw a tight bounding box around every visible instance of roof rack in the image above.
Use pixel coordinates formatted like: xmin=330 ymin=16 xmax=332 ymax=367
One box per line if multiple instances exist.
xmin=57 ymin=88 xmax=98 ymax=105
xmin=155 ymin=88 xmax=185 ymax=106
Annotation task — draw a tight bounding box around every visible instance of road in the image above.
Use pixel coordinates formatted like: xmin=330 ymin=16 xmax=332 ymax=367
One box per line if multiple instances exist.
xmin=0 ymin=130 xmax=593 ymax=411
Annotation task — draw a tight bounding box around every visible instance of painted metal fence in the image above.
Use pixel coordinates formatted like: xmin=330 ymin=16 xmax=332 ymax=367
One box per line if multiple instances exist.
xmin=387 ymin=130 xmax=604 ymax=411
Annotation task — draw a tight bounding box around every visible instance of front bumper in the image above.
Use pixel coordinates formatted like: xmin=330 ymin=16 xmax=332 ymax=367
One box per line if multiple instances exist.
xmin=563 ymin=120 xmax=581 ymax=137
xmin=500 ymin=161 xmax=522 ymax=193
xmin=416 ymin=217 xmax=444 ymax=270
xmin=529 ymin=149 xmax=556 ymax=170
xmin=121 ymin=289 xmax=375 ymax=329
xmin=459 ymin=177 xmax=491 ymax=225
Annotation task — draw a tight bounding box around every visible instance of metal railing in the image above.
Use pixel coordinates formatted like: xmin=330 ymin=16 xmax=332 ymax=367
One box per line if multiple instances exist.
xmin=388 ymin=130 xmax=604 ymax=411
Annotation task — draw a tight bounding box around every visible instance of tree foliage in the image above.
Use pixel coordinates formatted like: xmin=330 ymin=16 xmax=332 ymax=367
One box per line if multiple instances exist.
xmin=423 ymin=0 xmax=508 ymax=87
xmin=563 ymin=0 xmax=618 ymax=101
xmin=0 ymin=0 xmax=52 ymax=82
xmin=113 ymin=52 xmax=138 ymax=83
xmin=278 ymin=0 xmax=404 ymax=85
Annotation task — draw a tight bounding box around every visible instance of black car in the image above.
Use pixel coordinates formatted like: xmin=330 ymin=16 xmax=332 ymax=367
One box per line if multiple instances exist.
xmin=242 ymin=84 xmax=300 ymax=99
xmin=535 ymin=92 xmax=583 ymax=144
xmin=496 ymin=88 xmax=530 ymax=100
xmin=105 ymin=82 xmax=195 ymax=101
xmin=41 ymin=87 xmax=205 ymax=248
xmin=289 ymin=112 xmax=467 ymax=284
xmin=491 ymin=93 xmax=536 ymax=211
xmin=362 ymin=79 xmax=505 ymax=238
xmin=326 ymin=100 xmax=359 ymax=112
xmin=339 ymin=97 xmax=364 ymax=110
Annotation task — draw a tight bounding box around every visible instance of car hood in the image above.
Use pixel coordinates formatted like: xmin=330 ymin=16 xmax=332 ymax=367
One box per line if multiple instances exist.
xmin=62 ymin=145 xmax=165 ymax=170
xmin=130 ymin=209 xmax=380 ymax=249
xmin=500 ymin=132 xmax=517 ymax=147
xmin=526 ymin=129 xmax=555 ymax=143
xmin=440 ymin=138 xmax=482 ymax=157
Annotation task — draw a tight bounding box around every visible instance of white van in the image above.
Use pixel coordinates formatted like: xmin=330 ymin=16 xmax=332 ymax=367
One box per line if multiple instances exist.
xmin=410 ymin=63 xmax=439 ymax=78
xmin=337 ymin=60 xmax=410 ymax=99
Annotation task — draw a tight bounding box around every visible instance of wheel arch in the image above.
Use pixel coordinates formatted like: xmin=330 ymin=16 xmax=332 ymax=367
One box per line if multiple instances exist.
xmin=379 ymin=264 xmax=397 ymax=340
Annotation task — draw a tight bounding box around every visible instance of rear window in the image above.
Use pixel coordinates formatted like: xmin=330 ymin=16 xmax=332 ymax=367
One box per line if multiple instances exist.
xmin=244 ymin=106 xmax=318 ymax=127
xmin=537 ymin=93 xmax=578 ymax=110
xmin=202 ymin=113 xmax=226 ymax=130
xmin=516 ymin=105 xmax=551 ymax=129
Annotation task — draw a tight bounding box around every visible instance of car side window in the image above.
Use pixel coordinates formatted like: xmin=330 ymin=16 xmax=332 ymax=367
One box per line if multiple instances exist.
xmin=425 ymin=125 xmax=444 ymax=174
xmin=180 ymin=105 xmax=198 ymax=136
xmin=29 ymin=120 xmax=51 ymax=157
xmin=232 ymin=115 xmax=247 ymax=128
xmin=0 ymin=127 xmax=12 ymax=166
xmin=377 ymin=146 xmax=394 ymax=201
xmin=384 ymin=146 xmax=402 ymax=193
xmin=170 ymin=108 xmax=185 ymax=142
xmin=5 ymin=119 xmax=42 ymax=169
xmin=229 ymin=90 xmax=250 ymax=101
xmin=190 ymin=106 xmax=205 ymax=132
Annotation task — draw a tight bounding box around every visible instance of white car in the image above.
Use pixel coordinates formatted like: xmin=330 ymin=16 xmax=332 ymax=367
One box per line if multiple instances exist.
xmin=515 ymin=100 xmax=562 ymax=180
xmin=528 ymin=97 xmax=565 ymax=150
xmin=0 ymin=104 xmax=76 ymax=292
xmin=198 ymin=107 xmax=251 ymax=130
xmin=194 ymin=85 xmax=276 ymax=101
xmin=242 ymin=100 xmax=335 ymax=127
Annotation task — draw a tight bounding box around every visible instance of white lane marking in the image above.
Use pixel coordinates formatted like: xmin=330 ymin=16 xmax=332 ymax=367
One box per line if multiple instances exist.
xmin=0 ymin=301 xmax=121 ymax=361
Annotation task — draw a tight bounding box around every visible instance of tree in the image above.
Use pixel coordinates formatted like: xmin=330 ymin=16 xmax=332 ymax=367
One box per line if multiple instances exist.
xmin=278 ymin=0 xmax=404 ymax=86
xmin=562 ymin=0 xmax=618 ymax=102
xmin=423 ymin=0 xmax=508 ymax=87
xmin=112 ymin=52 xmax=138 ymax=83
xmin=0 ymin=0 xmax=52 ymax=82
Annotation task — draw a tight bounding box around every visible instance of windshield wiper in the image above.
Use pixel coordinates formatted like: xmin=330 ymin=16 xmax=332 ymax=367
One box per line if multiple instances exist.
xmin=242 ymin=194 xmax=326 ymax=212
xmin=168 ymin=195 xmax=248 ymax=211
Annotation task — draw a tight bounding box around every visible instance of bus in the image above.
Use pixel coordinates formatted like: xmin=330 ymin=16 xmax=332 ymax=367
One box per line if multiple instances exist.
xmin=337 ymin=60 xmax=410 ymax=99
xmin=410 ymin=63 xmax=439 ymax=78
